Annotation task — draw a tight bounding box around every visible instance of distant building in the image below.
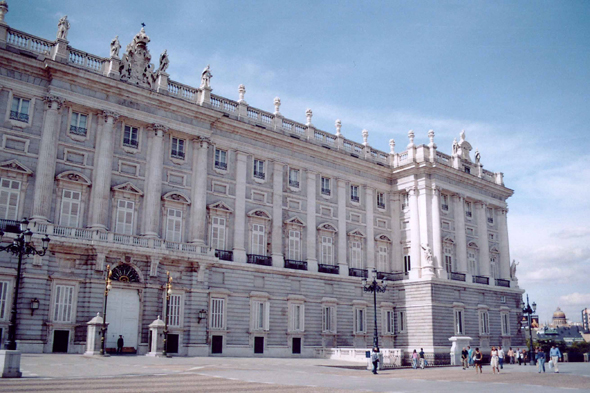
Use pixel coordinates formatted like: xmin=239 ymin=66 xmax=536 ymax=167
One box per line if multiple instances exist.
xmin=552 ymin=307 xmax=568 ymax=327
xmin=536 ymin=325 xmax=585 ymax=347
xmin=582 ymin=308 xmax=590 ymax=332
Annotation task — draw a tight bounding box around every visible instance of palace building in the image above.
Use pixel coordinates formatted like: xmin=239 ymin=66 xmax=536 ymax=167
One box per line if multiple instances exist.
xmin=0 ymin=2 xmax=524 ymax=360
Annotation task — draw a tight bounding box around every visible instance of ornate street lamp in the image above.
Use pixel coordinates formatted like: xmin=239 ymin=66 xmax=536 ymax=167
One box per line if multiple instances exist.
xmin=100 ymin=264 xmax=113 ymax=356
xmin=0 ymin=218 xmax=50 ymax=351
xmin=362 ymin=268 xmax=387 ymax=350
xmin=163 ymin=271 xmax=173 ymax=357
xmin=521 ymin=294 xmax=537 ymax=366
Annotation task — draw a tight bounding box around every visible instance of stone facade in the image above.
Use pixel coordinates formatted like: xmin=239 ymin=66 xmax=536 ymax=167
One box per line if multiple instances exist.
xmin=0 ymin=3 xmax=524 ymax=359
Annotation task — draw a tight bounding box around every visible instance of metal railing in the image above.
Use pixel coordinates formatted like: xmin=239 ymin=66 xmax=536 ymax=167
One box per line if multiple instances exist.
xmin=472 ymin=275 xmax=489 ymax=285
xmin=348 ymin=268 xmax=368 ymax=278
xmin=318 ymin=264 xmax=339 ymax=274
xmin=247 ymin=254 xmax=272 ymax=266
xmin=495 ymin=278 xmax=510 ymax=287
xmin=284 ymin=259 xmax=308 ymax=271
xmin=376 ymin=271 xmax=404 ymax=281
xmin=215 ymin=249 xmax=233 ymax=261
xmin=450 ymin=272 xmax=466 ymax=282
xmin=0 ymin=219 xmax=21 ymax=233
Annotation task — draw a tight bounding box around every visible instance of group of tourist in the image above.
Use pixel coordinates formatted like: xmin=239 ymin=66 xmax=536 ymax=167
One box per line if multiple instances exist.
xmin=460 ymin=345 xmax=563 ymax=374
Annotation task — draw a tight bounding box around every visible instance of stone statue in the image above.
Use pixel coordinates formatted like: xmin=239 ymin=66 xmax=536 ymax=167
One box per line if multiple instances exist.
xmin=452 ymin=138 xmax=458 ymax=156
xmin=57 ymin=15 xmax=70 ymax=40
xmin=475 ymin=149 xmax=481 ymax=164
xmin=158 ymin=50 xmax=169 ymax=74
xmin=119 ymin=27 xmax=156 ymax=89
xmin=200 ymin=65 xmax=212 ymax=89
xmin=110 ymin=36 xmax=121 ymax=58
xmin=421 ymin=243 xmax=433 ymax=265
xmin=510 ymin=260 xmax=519 ymax=279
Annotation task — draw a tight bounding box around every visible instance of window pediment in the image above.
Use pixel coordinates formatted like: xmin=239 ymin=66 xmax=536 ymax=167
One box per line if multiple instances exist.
xmin=375 ymin=234 xmax=391 ymax=242
xmin=247 ymin=209 xmax=271 ymax=220
xmin=0 ymin=159 xmax=33 ymax=175
xmin=347 ymin=229 xmax=365 ymax=238
xmin=284 ymin=216 xmax=305 ymax=227
xmin=56 ymin=170 xmax=91 ymax=186
xmin=207 ymin=201 xmax=233 ymax=213
xmin=443 ymin=236 xmax=455 ymax=244
xmin=162 ymin=191 xmax=191 ymax=204
xmin=467 ymin=241 xmax=479 ymax=249
xmin=489 ymin=245 xmax=500 ymax=253
xmin=112 ymin=182 xmax=144 ymax=196
xmin=317 ymin=222 xmax=337 ymax=232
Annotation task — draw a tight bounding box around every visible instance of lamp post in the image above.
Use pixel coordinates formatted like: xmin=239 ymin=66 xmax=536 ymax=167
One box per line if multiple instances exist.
xmin=162 ymin=271 xmax=172 ymax=357
xmin=0 ymin=218 xmax=50 ymax=351
xmin=100 ymin=264 xmax=113 ymax=356
xmin=362 ymin=268 xmax=387 ymax=350
xmin=521 ymin=294 xmax=537 ymax=366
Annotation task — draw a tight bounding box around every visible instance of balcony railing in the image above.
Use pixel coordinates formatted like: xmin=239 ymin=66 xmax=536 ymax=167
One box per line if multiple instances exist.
xmin=69 ymin=125 xmax=87 ymax=136
xmin=284 ymin=259 xmax=308 ymax=271
xmin=442 ymin=204 xmax=449 ymax=211
xmin=350 ymin=195 xmax=360 ymax=203
xmin=487 ymin=217 xmax=494 ymax=224
xmin=377 ymin=202 xmax=385 ymax=209
xmin=0 ymin=219 xmax=21 ymax=233
xmin=123 ymin=138 xmax=139 ymax=148
xmin=247 ymin=254 xmax=272 ymax=266
xmin=215 ymin=249 xmax=233 ymax=261
xmin=253 ymin=171 xmax=265 ymax=180
xmin=171 ymin=151 xmax=185 ymax=159
xmin=321 ymin=188 xmax=331 ymax=196
xmin=465 ymin=211 xmax=472 ymax=218
xmin=472 ymin=275 xmax=489 ymax=285
xmin=495 ymin=278 xmax=510 ymax=287
xmin=450 ymin=272 xmax=466 ymax=282
xmin=348 ymin=268 xmax=368 ymax=278
xmin=318 ymin=264 xmax=339 ymax=274
xmin=9 ymin=111 xmax=28 ymax=123
xmin=288 ymin=180 xmax=300 ymax=188
xmin=376 ymin=271 xmax=404 ymax=281
xmin=214 ymin=161 xmax=227 ymax=170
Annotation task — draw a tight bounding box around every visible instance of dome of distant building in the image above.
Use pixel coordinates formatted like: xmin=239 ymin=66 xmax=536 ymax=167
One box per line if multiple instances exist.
xmin=552 ymin=307 xmax=568 ymax=326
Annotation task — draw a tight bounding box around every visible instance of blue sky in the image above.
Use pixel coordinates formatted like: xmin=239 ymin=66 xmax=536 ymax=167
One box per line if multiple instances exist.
xmin=9 ymin=1 xmax=590 ymax=323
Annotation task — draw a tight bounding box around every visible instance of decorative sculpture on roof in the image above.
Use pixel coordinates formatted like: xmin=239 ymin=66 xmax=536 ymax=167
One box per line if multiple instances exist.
xmin=457 ymin=130 xmax=472 ymax=161
xmin=452 ymin=138 xmax=459 ymax=156
xmin=119 ymin=27 xmax=157 ymax=89
xmin=110 ymin=36 xmax=121 ymax=58
xmin=200 ymin=65 xmax=212 ymax=89
xmin=57 ymin=15 xmax=70 ymax=40
xmin=510 ymin=259 xmax=519 ymax=279
xmin=475 ymin=149 xmax=481 ymax=165
xmin=158 ymin=50 xmax=169 ymax=74
xmin=421 ymin=243 xmax=433 ymax=265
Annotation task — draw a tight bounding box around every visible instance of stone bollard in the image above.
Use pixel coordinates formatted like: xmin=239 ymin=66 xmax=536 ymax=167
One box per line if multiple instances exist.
xmin=146 ymin=316 xmax=165 ymax=357
xmin=84 ymin=313 xmax=105 ymax=356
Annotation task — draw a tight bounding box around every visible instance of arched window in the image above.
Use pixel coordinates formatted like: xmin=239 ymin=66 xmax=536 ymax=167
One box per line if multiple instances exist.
xmin=111 ymin=264 xmax=141 ymax=283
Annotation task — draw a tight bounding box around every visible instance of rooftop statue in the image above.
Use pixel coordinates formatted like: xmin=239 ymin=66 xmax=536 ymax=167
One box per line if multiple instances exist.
xmin=200 ymin=65 xmax=212 ymax=89
xmin=510 ymin=259 xmax=519 ymax=279
xmin=110 ymin=36 xmax=121 ymax=58
xmin=57 ymin=15 xmax=70 ymax=40
xmin=158 ymin=50 xmax=169 ymax=74
xmin=119 ymin=27 xmax=156 ymax=89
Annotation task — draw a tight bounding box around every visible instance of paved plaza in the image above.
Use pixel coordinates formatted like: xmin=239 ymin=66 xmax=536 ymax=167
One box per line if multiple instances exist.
xmin=0 ymin=355 xmax=588 ymax=392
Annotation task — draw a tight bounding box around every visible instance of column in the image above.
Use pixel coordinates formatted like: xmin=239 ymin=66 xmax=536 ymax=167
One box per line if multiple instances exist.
xmin=31 ymin=96 xmax=63 ymax=222
xmin=431 ymin=187 xmax=444 ymax=277
xmin=497 ymin=208 xmax=511 ymax=279
xmin=408 ymin=187 xmax=421 ymax=280
xmin=189 ymin=137 xmax=209 ymax=244
xmin=142 ymin=125 xmax=167 ymax=237
xmin=271 ymin=162 xmax=284 ymax=267
xmin=337 ymin=179 xmax=348 ymax=276
xmin=306 ymin=171 xmax=318 ymax=272
xmin=476 ymin=202 xmax=490 ymax=278
xmin=453 ymin=194 xmax=468 ymax=274
xmin=88 ymin=111 xmax=119 ymax=230
xmin=232 ymin=152 xmax=248 ymax=263
xmin=390 ymin=193 xmax=402 ymax=272
xmin=365 ymin=187 xmax=375 ymax=270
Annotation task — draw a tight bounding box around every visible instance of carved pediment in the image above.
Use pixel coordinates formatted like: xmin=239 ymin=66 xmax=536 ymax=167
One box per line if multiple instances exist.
xmin=112 ymin=182 xmax=143 ymax=196
xmin=348 ymin=229 xmax=365 ymax=238
xmin=119 ymin=27 xmax=159 ymax=90
xmin=443 ymin=236 xmax=455 ymax=244
xmin=317 ymin=222 xmax=337 ymax=232
xmin=284 ymin=216 xmax=305 ymax=227
xmin=162 ymin=191 xmax=190 ymax=204
xmin=56 ymin=171 xmax=91 ymax=185
xmin=0 ymin=159 xmax=33 ymax=175
xmin=247 ymin=209 xmax=271 ymax=220
xmin=490 ymin=245 xmax=500 ymax=253
xmin=467 ymin=241 xmax=479 ymax=249
xmin=375 ymin=234 xmax=392 ymax=242
xmin=207 ymin=201 xmax=233 ymax=213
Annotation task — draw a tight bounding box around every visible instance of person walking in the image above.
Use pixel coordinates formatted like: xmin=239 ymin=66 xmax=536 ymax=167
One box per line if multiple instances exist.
xmin=474 ymin=348 xmax=483 ymax=374
xmin=518 ymin=348 xmax=524 ymax=365
xmin=468 ymin=346 xmax=474 ymax=368
xmin=490 ymin=346 xmax=500 ymax=374
xmin=498 ymin=346 xmax=505 ymax=370
xmin=117 ymin=335 xmax=124 ymax=354
xmin=536 ymin=348 xmax=546 ymax=373
xmin=412 ymin=349 xmax=418 ymax=369
xmin=508 ymin=347 xmax=514 ymax=365
xmin=461 ymin=347 xmax=469 ymax=370
xmin=549 ymin=345 xmax=562 ymax=373
xmin=523 ymin=349 xmax=528 ymax=365
xmin=419 ymin=348 xmax=425 ymax=369
xmin=371 ymin=347 xmax=380 ymax=375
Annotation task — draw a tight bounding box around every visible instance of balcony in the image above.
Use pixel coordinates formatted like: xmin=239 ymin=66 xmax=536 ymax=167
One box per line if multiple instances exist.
xmin=318 ymin=264 xmax=339 ymax=274
xmin=350 ymin=195 xmax=359 ymax=203
xmin=487 ymin=217 xmax=494 ymax=224
xmin=9 ymin=111 xmax=28 ymax=123
xmin=284 ymin=259 xmax=307 ymax=271
xmin=376 ymin=271 xmax=404 ymax=281
xmin=495 ymin=278 xmax=510 ymax=288
xmin=69 ymin=125 xmax=87 ymax=136
xmin=171 ymin=150 xmax=185 ymax=159
xmin=348 ymin=268 xmax=368 ymax=278
xmin=441 ymin=204 xmax=449 ymax=211
xmin=215 ymin=160 xmax=227 ymax=170
xmin=321 ymin=188 xmax=331 ymax=196
xmin=472 ymin=275 xmax=489 ymax=285
xmin=288 ymin=180 xmax=300 ymax=188
xmin=450 ymin=272 xmax=466 ymax=282
xmin=123 ymin=138 xmax=139 ymax=148
xmin=253 ymin=171 xmax=265 ymax=180
xmin=247 ymin=254 xmax=272 ymax=266
xmin=215 ymin=249 xmax=233 ymax=261
xmin=377 ymin=202 xmax=385 ymax=209
xmin=0 ymin=219 xmax=22 ymax=234
xmin=465 ymin=211 xmax=472 ymax=218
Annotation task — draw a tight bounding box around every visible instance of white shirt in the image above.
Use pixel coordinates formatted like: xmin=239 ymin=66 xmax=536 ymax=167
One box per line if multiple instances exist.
xmin=498 ymin=349 xmax=505 ymax=358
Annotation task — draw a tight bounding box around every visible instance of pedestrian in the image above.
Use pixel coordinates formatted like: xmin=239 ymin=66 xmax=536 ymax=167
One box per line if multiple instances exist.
xmin=523 ymin=349 xmax=528 ymax=365
xmin=468 ymin=346 xmax=474 ymax=368
xmin=461 ymin=347 xmax=469 ymax=370
xmin=498 ymin=346 xmax=505 ymax=369
xmin=419 ymin=348 xmax=425 ymax=369
xmin=117 ymin=335 xmax=124 ymax=354
xmin=508 ymin=347 xmax=514 ymax=365
xmin=412 ymin=349 xmax=418 ymax=369
xmin=549 ymin=345 xmax=562 ymax=373
xmin=490 ymin=346 xmax=499 ymax=374
xmin=536 ymin=348 xmax=546 ymax=373
xmin=371 ymin=347 xmax=380 ymax=375
xmin=474 ymin=348 xmax=483 ymax=374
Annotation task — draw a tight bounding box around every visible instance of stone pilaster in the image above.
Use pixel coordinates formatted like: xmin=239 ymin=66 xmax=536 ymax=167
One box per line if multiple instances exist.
xmin=453 ymin=194 xmax=468 ymax=274
xmin=190 ymin=137 xmax=209 ymax=244
xmin=88 ymin=111 xmax=119 ymax=230
xmin=431 ymin=187 xmax=444 ymax=277
xmin=497 ymin=208 xmax=511 ymax=279
xmin=31 ymin=95 xmax=63 ymax=223
xmin=142 ymin=124 xmax=167 ymax=237
xmin=306 ymin=171 xmax=318 ymax=272
xmin=408 ymin=186 xmax=421 ymax=279
xmin=365 ymin=187 xmax=375 ymax=270
xmin=476 ymin=202 xmax=491 ymax=278
xmin=271 ymin=162 xmax=284 ymax=267
xmin=390 ymin=193 xmax=402 ymax=272
xmin=337 ymin=179 xmax=348 ymax=276
xmin=232 ymin=152 xmax=248 ymax=263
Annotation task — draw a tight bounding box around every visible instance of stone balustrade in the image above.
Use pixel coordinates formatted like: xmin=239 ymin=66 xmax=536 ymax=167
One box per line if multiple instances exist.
xmin=6 ymin=28 xmax=53 ymax=55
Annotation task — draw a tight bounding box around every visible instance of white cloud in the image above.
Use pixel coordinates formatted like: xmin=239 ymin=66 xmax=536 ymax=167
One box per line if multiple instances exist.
xmin=559 ymin=293 xmax=590 ymax=306
xmin=553 ymin=228 xmax=590 ymax=239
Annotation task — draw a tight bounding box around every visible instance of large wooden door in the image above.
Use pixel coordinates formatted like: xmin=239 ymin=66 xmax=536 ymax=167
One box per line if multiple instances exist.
xmin=105 ymin=288 xmax=140 ymax=351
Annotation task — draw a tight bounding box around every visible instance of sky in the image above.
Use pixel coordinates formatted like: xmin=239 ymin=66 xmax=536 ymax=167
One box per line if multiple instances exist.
xmin=8 ymin=0 xmax=590 ymax=323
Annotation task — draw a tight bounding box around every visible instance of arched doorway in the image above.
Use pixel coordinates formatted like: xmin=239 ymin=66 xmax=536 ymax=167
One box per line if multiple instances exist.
xmin=105 ymin=264 xmax=141 ymax=353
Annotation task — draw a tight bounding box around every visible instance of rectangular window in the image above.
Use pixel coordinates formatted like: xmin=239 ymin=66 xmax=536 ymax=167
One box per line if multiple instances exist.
xmin=251 ymin=224 xmax=265 ymax=255
xmin=350 ymin=185 xmax=359 ymax=202
xmin=288 ymin=168 xmax=300 ymax=188
xmin=350 ymin=241 xmax=362 ymax=268
xmin=123 ymin=125 xmax=139 ymax=148
xmin=253 ymin=300 xmax=269 ymax=331
xmin=214 ymin=148 xmax=228 ymax=170
xmin=464 ymin=166 xmax=471 ymax=174
xmin=384 ymin=310 xmax=395 ymax=334
xmin=401 ymin=193 xmax=409 ymax=210
xmin=376 ymin=192 xmax=385 ymax=209
xmin=59 ymin=190 xmax=81 ymax=228
xmin=397 ymin=311 xmax=406 ymax=333
xmin=320 ymin=177 xmax=331 ymax=196
xmin=253 ymin=159 xmax=265 ymax=180
xmin=10 ymin=97 xmax=30 ymax=122
xmin=115 ymin=199 xmax=134 ymax=235
xmin=171 ymin=137 xmax=185 ymax=159
xmin=210 ymin=298 xmax=225 ymax=329
xmin=288 ymin=230 xmax=301 ymax=260
xmin=441 ymin=194 xmax=449 ymax=211
xmin=501 ymin=313 xmax=510 ymax=336
xmin=211 ymin=217 xmax=226 ymax=250
xmin=70 ymin=112 xmax=88 ymax=136
xmin=53 ymin=285 xmax=74 ymax=323
xmin=479 ymin=310 xmax=490 ymax=335
xmin=166 ymin=208 xmax=183 ymax=242
xmin=290 ymin=303 xmax=304 ymax=332
xmin=444 ymin=246 xmax=453 ymax=273
xmin=322 ymin=306 xmax=336 ymax=333
xmin=468 ymin=251 xmax=478 ymax=275
xmin=0 ymin=281 xmax=9 ymax=320
xmin=354 ymin=308 xmax=366 ymax=333
xmin=168 ymin=294 xmax=182 ymax=327
xmin=454 ymin=309 xmax=464 ymax=335
xmin=403 ymin=252 xmax=411 ymax=274
xmin=465 ymin=201 xmax=472 ymax=218
xmin=0 ymin=178 xmax=20 ymax=220
xmin=490 ymin=255 xmax=498 ymax=279
xmin=321 ymin=236 xmax=333 ymax=265
xmin=487 ymin=207 xmax=494 ymax=224
xmin=377 ymin=246 xmax=388 ymax=272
